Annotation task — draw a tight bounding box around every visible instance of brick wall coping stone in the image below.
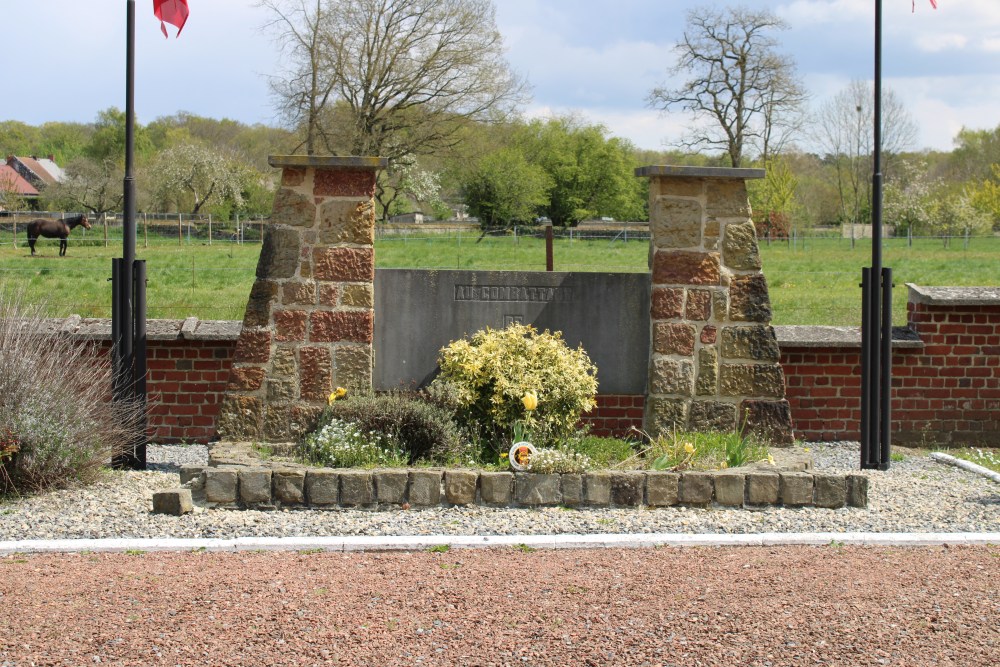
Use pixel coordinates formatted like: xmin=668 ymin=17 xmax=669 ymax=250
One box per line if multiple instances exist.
xmin=267 ymin=155 xmax=389 ymax=170
xmin=773 ymin=325 xmax=924 ymax=349
xmin=31 ymin=316 xmax=933 ymax=351
xmin=906 ymin=283 xmax=1000 ymax=306
xmin=634 ymin=165 xmax=766 ymax=180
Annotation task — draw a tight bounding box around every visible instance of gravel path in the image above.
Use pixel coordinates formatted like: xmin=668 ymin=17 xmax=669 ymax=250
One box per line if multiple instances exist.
xmin=0 ymin=442 xmax=996 ymax=541
xmin=0 ymin=443 xmax=997 ymax=666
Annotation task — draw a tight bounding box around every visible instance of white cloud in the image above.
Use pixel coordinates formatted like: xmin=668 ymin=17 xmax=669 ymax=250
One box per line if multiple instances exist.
xmin=915 ymin=33 xmax=969 ymax=53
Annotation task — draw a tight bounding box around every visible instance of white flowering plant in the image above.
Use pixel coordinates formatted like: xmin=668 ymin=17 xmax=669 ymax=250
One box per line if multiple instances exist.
xmin=302 ymin=418 xmax=407 ymax=469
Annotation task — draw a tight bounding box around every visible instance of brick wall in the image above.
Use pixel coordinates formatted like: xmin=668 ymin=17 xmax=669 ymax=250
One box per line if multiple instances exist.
xmin=145 ymin=339 xmax=237 ymax=444
xmin=56 ymin=284 xmax=1000 ymax=446
xmin=581 ymin=395 xmax=646 ymax=438
xmin=781 ymin=286 xmax=1000 ymax=446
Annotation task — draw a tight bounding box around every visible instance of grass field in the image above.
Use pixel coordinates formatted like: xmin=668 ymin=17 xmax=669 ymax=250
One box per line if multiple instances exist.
xmin=0 ymin=231 xmax=996 ymax=325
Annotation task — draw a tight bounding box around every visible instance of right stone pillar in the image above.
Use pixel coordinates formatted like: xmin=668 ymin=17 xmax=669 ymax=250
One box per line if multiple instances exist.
xmin=636 ymin=165 xmax=794 ymax=445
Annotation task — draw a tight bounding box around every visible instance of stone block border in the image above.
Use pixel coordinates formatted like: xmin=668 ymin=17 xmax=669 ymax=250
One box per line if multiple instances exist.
xmin=158 ymin=464 xmax=868 ymax=514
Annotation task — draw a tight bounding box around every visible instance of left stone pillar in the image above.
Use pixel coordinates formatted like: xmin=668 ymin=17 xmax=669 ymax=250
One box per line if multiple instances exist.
xmin=217 ymin=155 xmax=386 ymax=442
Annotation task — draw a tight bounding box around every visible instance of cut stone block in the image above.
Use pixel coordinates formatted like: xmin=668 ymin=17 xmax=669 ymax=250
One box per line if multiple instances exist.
xmin=239 ymin=469 xmax=273 ymax=504
xmin=339 ymin=471 xmax=374 ymax=506
xmin=646 ymin=472 xmax=680 ymax=506
xmin=679 ymin=471 xmax=713 ymax=506
xmin=273 ymin=469 xmax=306 ymax=504
xmin=305 ymin=469 xmax=339 ymax=506
xmin=584 ymin=472 xmax=612 ymax=506
xmin=408 ymin=470 xmax=442 ymax=506
xmin=444 ymin=470 xmax=479 ymax=505
xmin=204 ymin=468 xmax=238 ymax=504
xmin=514 ymin=473 xmax=561 ymax=506
xmin=152 ymin=489 xmax=193 ymax=516
xmin=714 ymin=471 xmax=745 ymax=507
xmin=374 ymin=470 xmax=409 ymax=505
xmin=746 ymin=471 xmax=780 ymax=505
xmin=561 ymin=474 xmax=584 ymax=506
xmin=179 ymin=465 xmax=205 ymax=486
xmin=847 ymin=474 xmax=869 ymax=508
xmin=780 ymin=472 xmax=814 ymax=507
xmin=479 ymin=472 xmax=513 ymax=505
xmin=610 ymin=473 xmax=645 ymax=506
xmin=813 ymin=473 xmax=847 ymax=509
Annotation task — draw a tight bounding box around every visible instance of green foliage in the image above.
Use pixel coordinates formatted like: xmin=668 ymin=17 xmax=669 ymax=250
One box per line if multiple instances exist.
xmin=646 ymin=429 xmax=769 ymax=471
xmin=514 ymin=118 xmax=645 ymax=225
xmin=462 ymin=148 xmax=551 ymax=227
xmin=0 ymin=286 xmax=142 ymax=496
xmin=433 ymin=323 xmax=598 ymax=450
xmin=313 ymin=391 xmax=467 ymax=466
xmin=561 ymin=434 xmax=637 ymax=469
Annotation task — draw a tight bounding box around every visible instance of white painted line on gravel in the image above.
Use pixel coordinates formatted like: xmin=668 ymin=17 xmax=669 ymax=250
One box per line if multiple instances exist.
xmin=1 ymin=532 xmax=998 ymax=555
xmin=930 ymin=452 xmax=1000 ymax=484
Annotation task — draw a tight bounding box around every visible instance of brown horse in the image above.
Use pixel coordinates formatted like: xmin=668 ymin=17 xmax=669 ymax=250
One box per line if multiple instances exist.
xmin=26 ymin=214 xmax=92 ymax=256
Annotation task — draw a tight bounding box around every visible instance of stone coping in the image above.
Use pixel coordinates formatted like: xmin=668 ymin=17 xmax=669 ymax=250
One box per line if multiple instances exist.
xmin=34 ymin=316 xmax=928 ymax=351
xmin=267 ymin=155 xmax=388 ymax=170
xmin=635 ymin=165 xmax=766 ymax=180
xmin=773 ymin=325 xmax=924 ymax=349
xmin=162 ymin=464 xmax=868 ymax=514
xmin=905 ymin=283 xmax=1000 ymax=306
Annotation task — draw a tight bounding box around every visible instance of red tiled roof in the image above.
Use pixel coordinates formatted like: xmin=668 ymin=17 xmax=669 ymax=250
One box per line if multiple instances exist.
xmin=11 ymin=156 xmax=57 ymax=186
xmin=0 ymin=164 xmax=40 ymax=196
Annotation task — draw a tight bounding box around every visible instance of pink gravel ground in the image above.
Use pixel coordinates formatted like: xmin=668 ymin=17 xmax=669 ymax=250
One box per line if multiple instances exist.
xmin=0 ymin=545 xmax=997 ymax=666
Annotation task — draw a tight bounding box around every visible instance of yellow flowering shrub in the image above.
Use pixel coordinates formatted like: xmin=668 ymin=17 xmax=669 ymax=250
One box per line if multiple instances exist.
xmin=433 ymin=323 xmax=598 ymax=447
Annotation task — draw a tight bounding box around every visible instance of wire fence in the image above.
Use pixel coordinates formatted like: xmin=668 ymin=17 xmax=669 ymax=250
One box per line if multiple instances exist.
xmin=0 ymin=211 xmax=268 ymax=247
xmin=0 ymin=217 xmax=995 ymax=324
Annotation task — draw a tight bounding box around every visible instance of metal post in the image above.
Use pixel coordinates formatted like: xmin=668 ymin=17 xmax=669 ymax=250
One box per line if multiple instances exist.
xmin=860 ymin=0 xmax=891 ymax=470
xmin=545 ymin=222 xmax=554 ymax=271
xmin=112 ymin=0 xmax=145 ymax=470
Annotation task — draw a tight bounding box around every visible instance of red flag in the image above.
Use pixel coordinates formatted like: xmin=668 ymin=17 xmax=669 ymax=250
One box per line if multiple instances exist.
xmin=154 ymin=0 xmax=189 ymax=38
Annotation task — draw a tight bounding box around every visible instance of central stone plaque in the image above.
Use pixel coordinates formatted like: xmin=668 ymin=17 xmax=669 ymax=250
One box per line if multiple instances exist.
xmin=374 ymin=269 xmax=650 ymax=394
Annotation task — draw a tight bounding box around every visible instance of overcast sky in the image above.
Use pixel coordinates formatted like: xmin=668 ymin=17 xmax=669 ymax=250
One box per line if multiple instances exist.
xmin=2 ymin=1 xmax=996 ymax=153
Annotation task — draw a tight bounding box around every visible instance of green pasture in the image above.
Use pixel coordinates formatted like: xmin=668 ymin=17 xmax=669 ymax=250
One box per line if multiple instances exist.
xmin=0 ymin=231 xmax=996 ymax=325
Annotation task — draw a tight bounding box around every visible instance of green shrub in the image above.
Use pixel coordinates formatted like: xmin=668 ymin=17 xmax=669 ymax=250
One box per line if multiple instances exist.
xmin=0 ymin=286 xmax=143 ymax=495
xmin=309 ymin=391 xmax=467 ymax=466
xmin=432 ymin=323 xmax=598 ymax=450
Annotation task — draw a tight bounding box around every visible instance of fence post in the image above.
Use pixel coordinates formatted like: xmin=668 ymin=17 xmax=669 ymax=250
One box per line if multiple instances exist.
xmin=908 ymin=225 xmax=912 ymax=248
xmin=104 ymin=213 xmax=109 ymax=247
xmin=208 ymin=214 xmax=212 ymax=245
xmin=143 ymin=212 xmax=148 ymax=248
xmin=178 ymin=213 xmax=183 ymax=245
xmin=11 ymin=220 xmax=15 ymax=248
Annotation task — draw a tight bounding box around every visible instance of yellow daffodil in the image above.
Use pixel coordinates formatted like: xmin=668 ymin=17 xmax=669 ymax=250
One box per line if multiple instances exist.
xmin=521 ymin=391 xmax=538 ymax=411
xmin=328 ymin=387 xmax=348 ymax=404
xmin=767 ymin=454 xmax=776 ymax=466
xmin=683 ymin=442 xmax=696 ymax=455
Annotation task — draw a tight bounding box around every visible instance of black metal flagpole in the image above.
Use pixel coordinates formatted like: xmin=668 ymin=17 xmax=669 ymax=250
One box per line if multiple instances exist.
xmin=861 ymin=0 xmax=892 ymax=470
xmin=112 ymin=0 xmax=147 ymax=470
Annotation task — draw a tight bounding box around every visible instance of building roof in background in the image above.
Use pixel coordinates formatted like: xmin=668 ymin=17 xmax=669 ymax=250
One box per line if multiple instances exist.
xmin=7 ymin=155 xmax=62 ymax=186
xmin=0 ymin=164 xmax=40 ymax=197
xmin=33 ymin=157 xmax=65 ymax=183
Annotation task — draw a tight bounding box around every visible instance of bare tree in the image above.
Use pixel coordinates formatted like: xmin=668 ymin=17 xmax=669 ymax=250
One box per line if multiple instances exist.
xmin=814 ymin=80 xmax=917 ymax=227
xmin=43 ymin=158 xmax=123 ymax=220
xmin=261 ymin=0 xmax=527 ymax=161
xmin=647 ymin=6 xmax=807 ymax=167
xmin=261 ymin=0 xmax=337 ymax=155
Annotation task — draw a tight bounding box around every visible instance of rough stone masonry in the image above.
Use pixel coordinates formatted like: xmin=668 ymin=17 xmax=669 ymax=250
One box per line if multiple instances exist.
xmin=636 ymin=166 xmax=794 ymax=445
xmin=217 ymin=156 xmax=387 ymax=442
